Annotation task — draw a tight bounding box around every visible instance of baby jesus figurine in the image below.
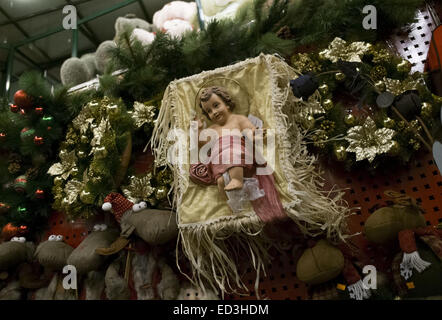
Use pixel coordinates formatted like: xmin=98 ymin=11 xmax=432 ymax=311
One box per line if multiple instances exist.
xmin=196 ymin=86 xmax=260 ymax=195
xmin=191 ymin=86 xmax=286 ymax=221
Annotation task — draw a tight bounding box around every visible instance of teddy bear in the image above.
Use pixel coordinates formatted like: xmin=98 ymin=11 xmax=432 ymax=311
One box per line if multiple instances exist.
xmin=152 ymin=1 xmax=198 ymax=38
xmin=199 ymin=0 xmax=254 ymax=23
xmin=364 ymin=190 xmax=442 ymax=299
xmin=60 ymin=14 xmax=155 ymax=87
xmin=94 ymin=192 xmax=180 ymax=300
xmin=0 ymin=237 xmax=53 ymax=300
xmin=32 ymin=234 xmax=77 ymax=300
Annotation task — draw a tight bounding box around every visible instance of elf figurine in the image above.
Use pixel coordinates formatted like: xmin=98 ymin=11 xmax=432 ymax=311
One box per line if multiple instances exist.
xmin=95 ymin=192 xmax=178 ymax=256
xmin=95 ymin=192 xmax=146 ymax=255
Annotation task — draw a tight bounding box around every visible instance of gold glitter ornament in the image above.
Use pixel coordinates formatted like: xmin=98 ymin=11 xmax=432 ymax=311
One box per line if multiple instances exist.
xmin=155 ymin=186 xmax=167 ymax=200
xmin=320 ymin=120 xmax=335 ymax=132
xmin=318 ymin=84 xmax=329 ymax=95
xmin=61 ymin=197 xmax=70 ymax=207
xmin=291 ymin=53 xmax=321 ymax=73
xmin=397 ymin=60 xmax=412 ymax=73
xmin=375 ymin=81 xmax=386 ymax=92
xmin=388 ymin=140 xmax=400 ymax=155
xmin=370 ymin=65 xmax=387 ymax=81
xmin=79 ymin=190 xmax=95 ymax=204
xmin=94 ymin=146 xmax=108 ymax=159
xmin=54 ymin=176 xmax=63 ymax=185
xmin=345 ymin=117 xmax=396 ymax=162
xmin=421 ymin=102 xmax=433 ymax=117
xmin=334 ymin=145 xmax=347 ymax=161
xmin=81 ymin=135 xmax=89 ymax=144
xmin=383 ymin=117 xmax=395 ymax=129
xmin=323 ymin=99 xmax=334 ymax=111
xmin=335 ymin=72 xmax=346 ymax=82
xmin=132 ymin=102 xmax=156 ymax=128
xmin=320 ymin=37 xmax=371 ymax=63
xmin=302 ymin=115 xmax=316 ymax=129
xmin=122 ymin=175 xmax=154 ymax=203
xmin=344 ymin=114 xmax=356 ymax=126
xmin=77 ymin=150 xmax=87 ymax=159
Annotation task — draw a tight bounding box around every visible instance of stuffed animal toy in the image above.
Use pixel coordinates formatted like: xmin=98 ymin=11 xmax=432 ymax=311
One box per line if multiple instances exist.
xmin=296 ymin=239 xmax=345 ymax=285
xmin=0 ymin=237 xmax=35 ymax=299
xmin=34 ymin=235 xmax=74 ymax=271
xmin=96 ymin=192 xmax=178 ymax=256
xmin=364 ymin=190 xmax=426 ymax=244
xmin=199 ymin=0 xmax=253 ymax=23
xmin=114 ymin=13 xmax=156 ymax=47
xmin=152 ymin=1 xmax=198 ymax=38
xmin=60 ymin=14 xmax=154 ymax=87
xmin=131 ymin=248 xmax=180 ymax=300
xmin=66 ymin=224 xmax=119 ymax=275
xmin=60 ymin=57 xmax=91 ymax=87
xmin=104 ymin=253 xmax=131 ymax=300
xmin=177 ymin=282 xmax=219 ymax=300
xmin=391 ymin=225 xmax=442 ymax=299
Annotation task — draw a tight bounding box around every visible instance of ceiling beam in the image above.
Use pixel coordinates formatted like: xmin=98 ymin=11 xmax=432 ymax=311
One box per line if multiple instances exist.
xmin=0 ymin=5 xmax=53 ymax=63
xmin=65 ymin=0 xmax=101 ymax=47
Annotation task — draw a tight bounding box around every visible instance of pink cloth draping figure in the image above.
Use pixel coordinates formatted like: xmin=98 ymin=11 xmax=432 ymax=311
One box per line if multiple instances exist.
xmin=189 ymin=86 xmax=286 ymax=223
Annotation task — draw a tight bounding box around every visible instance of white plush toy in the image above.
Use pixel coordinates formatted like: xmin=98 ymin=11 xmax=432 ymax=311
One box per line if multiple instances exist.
xmin=153 ymin=1 xmax=198 ymax=38
xmin=200 ymin=0 xmax=253 ymax=23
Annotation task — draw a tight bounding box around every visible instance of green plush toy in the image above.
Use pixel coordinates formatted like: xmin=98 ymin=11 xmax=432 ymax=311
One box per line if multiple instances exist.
xmin=364 ymin=191 xmax=426 ymax=244
xmin=34 ymin=235 xmax=74 ymax=271
xmin=296 ymin=239 xmax=345 ymax=285
xmin=66 ymin=226 xmax=119 ymax=274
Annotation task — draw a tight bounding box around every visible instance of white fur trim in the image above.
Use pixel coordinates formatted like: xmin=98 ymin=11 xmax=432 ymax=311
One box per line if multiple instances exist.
xmin=400 ymin=251 xmax=431 ymax=280
xmin=102 ymin=202 xmax=112 ymax=211
xmin=348 ymin=280 xmax=371 ymax=300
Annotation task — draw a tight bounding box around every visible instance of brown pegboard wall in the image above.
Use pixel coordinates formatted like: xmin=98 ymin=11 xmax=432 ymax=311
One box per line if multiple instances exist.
xmin=224 ymin=152 xmax=442 ymax=300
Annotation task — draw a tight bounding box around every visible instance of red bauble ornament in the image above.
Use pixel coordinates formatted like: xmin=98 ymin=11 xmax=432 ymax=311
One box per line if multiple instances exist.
xmin=0 ymin=203 xmax=10 ymax=214
xmin=20 ymin=109 xmax=26 ymax=116
xmin=13 ymin=90 xmax=33 ymax=110
xmin=35 ymin=189 xmax=45 ymax=199
xmin=1 ymin=223 xmax=27 ymax=241
xmin=35 ymin=107 xmax=44 ymax=115
xmin=34 ymin=136 xmax=44 ymax=145
xmin=0 ymin=133 xmax=6 ymax=141
xmin=10 ymin=104 xmax=19 ymax=113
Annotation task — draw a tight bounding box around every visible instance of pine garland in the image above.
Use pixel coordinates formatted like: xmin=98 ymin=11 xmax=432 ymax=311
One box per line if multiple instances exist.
xmin=290 ymin=38 xmax=441 ymax=172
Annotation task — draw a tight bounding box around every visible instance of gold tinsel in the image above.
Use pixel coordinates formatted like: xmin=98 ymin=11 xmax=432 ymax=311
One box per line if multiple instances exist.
xmin=345 ymin=117 xmax=396 ymax=163
xmin=122 ymin=174 xmax=155 ymax=203
xmin=132 ymin=102 xmax=156 ymax=128
xmin=291 ymin=53 xmax=321 ymax=73
xmin=47 ymin=150 xmax=78 ymax=180
xmin=319 ymin=37 xmax=371 ymax=63
xmin=383 ymin=77 xmax=421 ymax=96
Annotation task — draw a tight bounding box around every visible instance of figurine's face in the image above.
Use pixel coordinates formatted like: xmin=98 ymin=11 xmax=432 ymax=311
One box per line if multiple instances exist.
xmin=201 ymin=93 xmax=231 ymax=124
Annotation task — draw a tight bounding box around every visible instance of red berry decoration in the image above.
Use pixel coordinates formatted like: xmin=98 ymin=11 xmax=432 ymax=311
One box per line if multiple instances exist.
xmin=13 ymin=90 xmax=33 ymax=110
xmin=35 ymin=107 xmax=44 ymax=115
xmin=34 ymin=136 xmax=44 ymax=145
xmin=10 ymin=104 xmax=19 ymax=113
xmin=35 ymin=189 xmax=45 ymax=199
xmin=0 ymin=203 xmax=10 ymax=214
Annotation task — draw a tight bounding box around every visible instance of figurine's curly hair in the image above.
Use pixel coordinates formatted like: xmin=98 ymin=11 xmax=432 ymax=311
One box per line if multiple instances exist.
xmin=199 ymin=86 xmax=235 ymax=117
